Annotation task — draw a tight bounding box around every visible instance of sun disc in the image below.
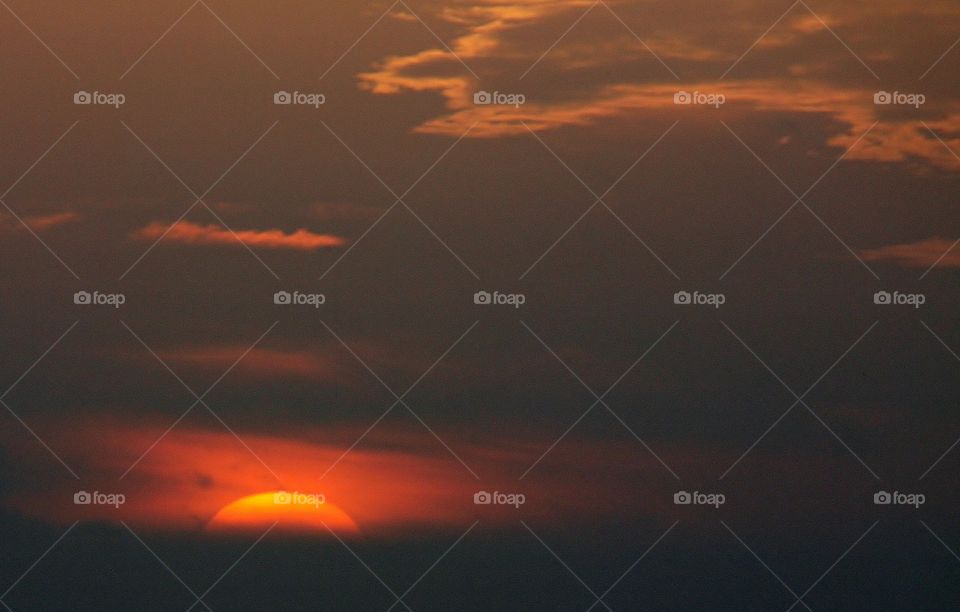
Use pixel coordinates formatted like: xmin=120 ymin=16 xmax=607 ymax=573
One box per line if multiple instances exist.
xmin=206 ymin=491 xmax=359 ymax=535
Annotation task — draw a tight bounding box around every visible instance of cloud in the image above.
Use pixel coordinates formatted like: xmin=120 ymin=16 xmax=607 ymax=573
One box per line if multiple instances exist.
xmin=2 ymin=211 xmax=81 ymax=232
xmin=132 ymin=220 xmax=346 ymax=250
xmin=356 ymin=0 xmax=960 ymax=170
xmin=23 ymin=211 xmax=81 ymax=230
xmin=157 ymin=346 xmax=341 ymax=380
xmin=860 ymin=236 xmax=960 ymax=269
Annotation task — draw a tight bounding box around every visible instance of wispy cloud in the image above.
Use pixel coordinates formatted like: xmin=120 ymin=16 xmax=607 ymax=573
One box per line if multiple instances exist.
xmin=132 ymin=220 xmax=346 ymax=250
xmin=860 ymin=236 xmax=960 ymax=268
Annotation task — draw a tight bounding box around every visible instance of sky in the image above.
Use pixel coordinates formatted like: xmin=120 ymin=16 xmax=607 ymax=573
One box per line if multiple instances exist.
xmin=0 ymin=0 xmax=959 ymax=609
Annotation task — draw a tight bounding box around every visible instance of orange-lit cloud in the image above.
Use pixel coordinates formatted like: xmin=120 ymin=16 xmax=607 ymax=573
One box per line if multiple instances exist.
xmin=860 ymin=236 xmax=960 ymax=269
xmin=2 ymin=211 xmax=81 ymax=232
xmin=357 ymin=0 xmax=960 ymax=170
xmin=132 ymin=220 xmax=346 ymax=250
xmin=23 ymin=211 xmax=81 ymax=230
xmin=0 ymin=418 xmax=686 ymax=537
xmin=157 ymin=346 xmax=341 ymax=381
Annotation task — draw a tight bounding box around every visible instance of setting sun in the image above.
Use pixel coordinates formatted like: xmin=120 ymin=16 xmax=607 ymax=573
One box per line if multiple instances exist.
xmin=206 ymin=491 xmax=360 ymax=536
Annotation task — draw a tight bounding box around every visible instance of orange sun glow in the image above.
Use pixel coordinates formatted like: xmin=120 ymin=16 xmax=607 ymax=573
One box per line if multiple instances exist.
xmin=205 ymin=491 xmax=360 ymax=536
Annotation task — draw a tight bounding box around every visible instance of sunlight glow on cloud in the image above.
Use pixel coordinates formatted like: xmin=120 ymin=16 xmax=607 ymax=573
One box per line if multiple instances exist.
xmin=357 ymin=0 xmax=960 ymax=170
xmin=132 ymin=220 xmax=346 ymax=250
xmin=860 ymin=237 xmax=960 ymax=269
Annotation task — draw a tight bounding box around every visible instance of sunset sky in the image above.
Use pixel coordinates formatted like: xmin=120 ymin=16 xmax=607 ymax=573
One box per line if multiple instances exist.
xmin=1 ymin=0 xmax=959 ymax=609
